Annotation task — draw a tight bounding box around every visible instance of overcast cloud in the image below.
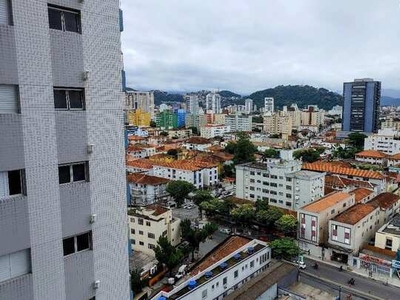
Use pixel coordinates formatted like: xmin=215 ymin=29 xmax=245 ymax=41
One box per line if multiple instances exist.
xmin=121 ymin=0 xmax=400 ymax=94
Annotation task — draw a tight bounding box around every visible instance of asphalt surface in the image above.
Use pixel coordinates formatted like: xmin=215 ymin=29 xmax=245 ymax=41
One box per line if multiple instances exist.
xmin=301 ymin=257 xmax=400 ymax=300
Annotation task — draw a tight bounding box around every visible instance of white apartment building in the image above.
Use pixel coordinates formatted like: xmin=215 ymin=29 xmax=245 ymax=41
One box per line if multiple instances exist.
xmin=151 ymin=236 xmax=271 ymax=300
xmin=206 ymin=92 xmax=222 ymax=114
xmin=200 ymin=124 xmax=231 ymax=138
xmin=264 ymin=97 xmax=274 ymax=115
xmin=127 ymin=174 xmax=170 ymax=206
xmin=126 ymin=91 xmax=155 ymax=119
xmin=235 ymin=160 xmax=325 ymax=210
xmin=298 ymin=192 xmax=355 ymax=258
xmin=263 ymin=112 xmax=292 ymax=138
xmin=225 ymin=114 xmax=252 ymax=132
xmin=364 ymin=128 xmax=400 ymax=155
xmin=328 ymin=105 xmax=343 ymax=117
xmin=245 ymin=98 xmax=253 ymax=114
xmin=128 ymin=205 xmax=181 ymax=257
xmin=183 ymin=137 xmax=212 ymax=151
xmin=127 ymin=144 xmax=157 ymax=159
xmin=185 ymin=94 xmax=199 ymax=115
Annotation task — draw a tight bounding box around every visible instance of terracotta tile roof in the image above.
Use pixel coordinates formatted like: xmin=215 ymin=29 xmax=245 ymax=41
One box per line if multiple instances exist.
xmin=303 ymin=162 xmax=384 ymax=180
xmin=325 ymin=175 xmax=375 ymax=189
xmin=128 ymin=135 xmax=145 ymax=141
xmin=186 ymin=137 xmax=211 ymax=144
xmin=355 ymin=150 xmax=387 ymax=158
xmin=350 ymin=188 xmax=375 ymax=203
xmin=389 ymin=153 xmax=400 ymax=160
xmin=333 ymin=203 xmax=377 ymax=225
xmin=206 ymin=145 xmax=223 ymax=152
xmin=126 ymin=173 xmax=170 ymax=185
xmin=302 ymin=191 xmax=352 ymax=213
xmin=190 ymin=236 xmax=252 ymax=275
xmin=312 ymin=161 xmax=353 ymax=168
xmin=145 ymin=204 xmax=169 ymax=216
xmin=126 ymin=159 xmax=154 ymax=169
xmin=213 ymin=152 xmax=234 ymax=161
xmin=369 ymin=193 xmax=399 ymax=210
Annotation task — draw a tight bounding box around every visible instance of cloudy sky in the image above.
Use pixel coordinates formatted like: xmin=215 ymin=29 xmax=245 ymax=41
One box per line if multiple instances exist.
xmin=121 ymin=0 xmax=400 ymax=94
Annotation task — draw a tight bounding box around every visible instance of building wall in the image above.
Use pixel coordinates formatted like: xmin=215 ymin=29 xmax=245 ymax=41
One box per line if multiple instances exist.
xmin=375 ymin=231 xmax=400 ymax=252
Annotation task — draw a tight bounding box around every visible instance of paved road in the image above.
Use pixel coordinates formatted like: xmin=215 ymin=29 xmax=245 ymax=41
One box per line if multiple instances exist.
xmin=302 ymin=258 xmax=400 ymax=300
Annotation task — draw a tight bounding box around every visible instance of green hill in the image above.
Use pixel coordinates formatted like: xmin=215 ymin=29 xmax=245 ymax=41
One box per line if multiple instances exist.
xmin=153 ymin=90 xmax=184 ymax=105
xmin=248 ymin=85 xmax=342 ymax=110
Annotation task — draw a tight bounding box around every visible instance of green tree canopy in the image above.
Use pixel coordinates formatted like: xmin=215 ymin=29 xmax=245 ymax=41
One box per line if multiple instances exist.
xmin=233 ymin=133 xmax=257 ymax=165
xmin=150 ymin=120 xmax=157 ymax=128
xmin=348 ymin=132 xmax=367 ymax=150
xmin=255 ymin=199 xmax=269 ymax=212
xmin=166 ymin=180 xmax=195 ymax=207
xmin=130 ymin=268 xmax=145 ymax=294
xmin=270 ymin=237 xmax=300 ymax=259
xmin=256 ymin=206 xmax=283 ymax=227
xmin=153 ymin=236 xmax=183 ymax=276
xmin=231 ymin=203 xmax=255 ymax=225
xmin=275 ymin=215 xmax=298 ymax=234
xmin=224 ymin=142 xmax=236 ymax=154
xmin=293 ymin=149 xmax=321 ymax=163
xmin=261 ymin=149 xmax=280 ymax=161
xmin=160 ymin=131 xmax=169 ymax=137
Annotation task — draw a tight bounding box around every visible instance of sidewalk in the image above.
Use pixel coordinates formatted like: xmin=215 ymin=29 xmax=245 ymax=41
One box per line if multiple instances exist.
xmin=304 ymin=254 xmax=400 ymax=289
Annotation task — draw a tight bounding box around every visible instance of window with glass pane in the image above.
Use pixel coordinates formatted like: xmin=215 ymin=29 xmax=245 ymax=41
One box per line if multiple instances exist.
xmin=72 ymin=164 xmax=86 ymax=181
xmin=69 ymin=90 xmax=84 ymax=109
xmin=77 ymin=232 xmax=90 ymax=251
xmin=64 ymin=10 xmax=80 ymax=33
xmin=63 ymin=237 xmax=75 ymax=256
xmin=48 ymin=7 xmax=62 ymax=30
xmin=54 ymin=90 xmax=67 ymax=109
xmin=58 ymin=166 xmax=71 ymax=184
xmin=8 ymin=170 xmax=21 ymax=195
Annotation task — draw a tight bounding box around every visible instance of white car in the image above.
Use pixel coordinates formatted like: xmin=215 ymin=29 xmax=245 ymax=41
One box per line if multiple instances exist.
xmin=295 ymin=261 xmax=307 ymax=269
xmin=219 ymin=228 xmax=231 ymax=234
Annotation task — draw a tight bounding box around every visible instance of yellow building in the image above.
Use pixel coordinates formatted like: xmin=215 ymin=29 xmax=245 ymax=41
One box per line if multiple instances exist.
xmin=127 ymin=109 xmax=151 ymax=126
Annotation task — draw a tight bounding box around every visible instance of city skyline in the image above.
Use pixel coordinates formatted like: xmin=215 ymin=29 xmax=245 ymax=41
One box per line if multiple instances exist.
xmin=121 ymin=0 xmax=400 ymax=94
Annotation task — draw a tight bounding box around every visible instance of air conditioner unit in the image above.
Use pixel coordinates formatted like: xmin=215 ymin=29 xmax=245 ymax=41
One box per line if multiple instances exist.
xmin=224 ymin=284 xmax=228 ymax=289
xmin=87 ymin=144 xmax=94 ymax=154
xmin=82 ymin=71 xmax=89 ymax=81
xmin=93 ymin=280 xmax=100 ymax=289
xmin=90 ymin=214 xmax=97 ymax=224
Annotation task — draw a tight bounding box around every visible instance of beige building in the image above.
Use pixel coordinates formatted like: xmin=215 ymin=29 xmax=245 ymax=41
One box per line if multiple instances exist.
xmin=263 ymin=112 xmax=292 ymax=138
xmin=381 ymin=118 xmax=400 ymax=131
xmin=374 ymin=214 xmax=400 ymax=252
xmin=126 ymin=91 xmax=155 ymax=119
xmin=128 ymin=205 xmax=181 ymax=257
xmin=298 ymin=192 xmax=355 ymax=257
xmin=214 ymin=113 xmax=226 ymax=125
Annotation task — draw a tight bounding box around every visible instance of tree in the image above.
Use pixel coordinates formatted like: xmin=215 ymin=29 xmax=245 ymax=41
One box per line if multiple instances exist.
xmin=153 ymin=236 xmax=183 ymax=276
xmin=252 ymin=115 xmax=264 ymax=123
xmin=189 ymin=126 xmax=198 ymax=135
xmin=256 ymin=206 xmax=283 ymax=227
xmin=270 ymin=237 xmax=300 ymax=259
xmin=348 ymin=132 xmax=367 ymax=150
xmin=275 ymin=215 xmax=297 ymax=234
xmin=160 ymin=131 xmax=169 ymax=137
xmin=224 ymin=142 xmax=236 ymax=154
xmin=218 ymin=197 xmax=236 ymax=215
xmin=233 ymin=133 xmax=257 ymax=165
xmin=150 ymin=120 xmax=157 ymax=128
xmin=192 ymin=190 xmax=214 ymax=218
xmin=222 ymin=164 xmax=235 ymax=178
xmin=231 ymin=204 xmax=255 ymax=226
xmin=293 ymin=149 xmax=320 ymax=163
xmin=166 ymin=180 xmax=195 ymax=207
xmin=167 ymin=149 xmax=178 ymax=159
xmin=130 ymin=268 xmax=146 ymax=294
xmin=255 ymin=199 xmax=269 ymax=212
xmin=261 ymin=149 xmax=279 ymax=161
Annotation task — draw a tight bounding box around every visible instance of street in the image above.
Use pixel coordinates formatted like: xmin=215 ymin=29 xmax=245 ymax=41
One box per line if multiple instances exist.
xmin=301 ymin=258 xmax=400 ymax=300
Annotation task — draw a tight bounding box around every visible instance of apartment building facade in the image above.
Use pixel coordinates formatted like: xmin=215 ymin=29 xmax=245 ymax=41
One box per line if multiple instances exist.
xmin=225 ymin=114 xmax=252 ymax=132
xmin=200 ymin=124 xmax=231 ymax=138
xmin=263 ymin=112 xmax=292 ymax=138
xmin=235 ymin=160 xmax=325 ymax=210
xmin=0 ymin=2 xmax=129 ymax=300
xmin=364 ymin=128 xmax=400 ymax=155
xmin=125 ymin=91 xmax=155 ymax=119
xmin=128 ymin=205 xmax=181 ymax=256
xmin=127 ymin=174 xmax=170 ymax=206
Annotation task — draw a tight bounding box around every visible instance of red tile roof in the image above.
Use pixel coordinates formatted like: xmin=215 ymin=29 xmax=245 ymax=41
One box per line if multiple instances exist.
xmin=302 ymin=192 xmax=352 ymax=213
xmin=186 ymin=137 xmax=211 ymax=144
xmin=146 ymin=204 xmax=169 ymax=216
xmin=350 ymin=188 xmax=375 ymax=203
xmin=355 ymin=150 xmax=387 ymax=158
xmin=369 ymin=193 xmax=399 ymax=210
xmin=325 ymin=175 xmax=376 ymax=189
xmin=303 ymin=162 xmax=384 ymax=180
xmin=126 ymin=159 xmax=154 ymax=169
xmin=333 ymin=203 xmax=377 ymax=225
xmin=389 ymin=153 xmax=400 ymax=160
xmin=126 ymin=173 xmax=170 ymax=185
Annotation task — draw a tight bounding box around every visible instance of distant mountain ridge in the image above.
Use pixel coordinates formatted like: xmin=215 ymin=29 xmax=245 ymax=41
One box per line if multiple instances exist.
xmin=381 ymin=96 xmax=400 ymax=106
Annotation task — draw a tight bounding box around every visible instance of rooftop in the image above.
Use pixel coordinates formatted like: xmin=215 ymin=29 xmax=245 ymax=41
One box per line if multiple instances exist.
xmin=126 ymin=159 xmax=154 ymax=170
xmin=302 ymin=162 xmax=384 ymax=180
xmin=126 ymin=173 xmax=170 ymax=186
xmin=325 ymin=175 xmax=376 ymax=189
xmin=301 ymin=191 xmax=352 ymax=213
xmin=186 ymin=137 xmax=211 ymax=144
xmin=355 ymin=150 xmax=387 ymax=158
xmin=369 ymin=193 xmax=399 ymax=210
xmin=350 ymin=188 xmax=375 ymax=203
xmin=382 ymin=214 xmax=400 ymax=235
xmin=332 ymin=203 xmax=377 ymax=225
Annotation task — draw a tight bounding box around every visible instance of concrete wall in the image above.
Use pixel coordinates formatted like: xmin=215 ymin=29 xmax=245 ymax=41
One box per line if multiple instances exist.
xmin=0 ymin=26 xmax=18 ymax=84
xmin=0 ymin=274 xmax=33 ymax=300
xmin=0 ymin=114 xmax=24 ymax=171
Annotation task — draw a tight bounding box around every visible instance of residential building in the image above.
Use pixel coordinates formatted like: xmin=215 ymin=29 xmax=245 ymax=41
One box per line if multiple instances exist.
xmin=159 ymin=103 xmax=170 ymax=112
xmin=185 ymin=94 xmax=199 ymax=115
xmin=127 ymin=174 xmax=170 ymax=206
xmin=263 ymin=112 xmax=292 ymax=138
xmin=128 ymin=205 xmax=181 ymax=257
xmin=298 ymin=192 xmax=355 ymax=257
xmin=369 ymin=193 xmax=400 ymax=226
xmin=325 ymin=175 xmax=377 ymax=194
xmin=225 ymin=113 xmax=252 ymax=132
xmin=301 ymin=105 xmax=325 ymax=127
xmin=126 ymin=109 xmax=151 ymax=126
xmin=374 ymin=214 xmax=400 ymax=252
xmin=235 ymin=160 xmax=325 ymax=210
xmin=381 ymin=118 xmax=400 ymax=131
xmin=127 ymin=144 xmax=156 ymax=159
xmin=264 ymin=97 xmax=274 ymax=115
xmin=364 ymin=128 xmax=400 ymax=155
xmin=0 ymin=2 xmax=129 ymax=300
xmin=328 ymin=105 xmax=343 ymax=117
xmin=126 ymin=91 xmax=155 ymax=119
xmin=328 ymin=203 xmax=380 ymax=258
xmin=200 ymin=124 xmax=231 ymax=139
xmin=176 ymin=109 xmax=186 ymax=128
xmin=151 ymin=236 xmax=271 ymax=300
xmin=245 ymin=98 xmax=253 ymax=114
xmin=206 ymin=92 xmax=221 ymax=114
xmin=184 ymin=137 xmax=212 ymax=151
xmin=342 ymin=78 xmax=381 ymax=133
xmin=355 ymin=150 xmax=387 ymax=165
xmin=214 ymin=113 xmax=227 ymax=125
xmin=283 ymin=104 xmax=302 ymax=129
xmin=156 ymin=110 xmax=177 ymax=130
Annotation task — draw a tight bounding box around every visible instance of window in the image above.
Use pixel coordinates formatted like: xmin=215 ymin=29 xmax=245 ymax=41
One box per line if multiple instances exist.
xmin=202 ymin=289 xmax=207 ymax=299
xmin=48 ymin=5 xmax=81 ymax=33
xmin=234 ymin=270 xmax=238 ymax=278
xmin=148 ymin=233 xmax=155 ymax=239
xmin=130 ymin=239 xmax=135 ymax=244
xmin=223 ymin=277 xmax=227 ymax=285
xmin=286 ymin=185 xmax=291 ymax=190
xmin=63 ymin=232 xmax=92 ymax=256
xmin=250 ymin=260 xmax=255 ymax=268
xmin=139 ymin=241 xmax=144 ymax=246
xmin=138 ymin=218 xmax=144 ymax=225
xmin=0 ymin=170 xmax=25 ymax=198
xmin=131 ymin=229 xmax=135 ymax=234
xmin=146 ymin=221 xmax=151 ymax=226
xmin=58 ymin=162 xmax=88 ymax=184
xmin=54 ymin=88 xmax=85 ymax=110
xmin=148 ymin=243 xmax=155 ymax=250
xmin=0 ymin=85 xmax=19 ymax=113
xmin=286 ymin=193 xmax=291 ymax=198
xmin=0 ymin=249 xmax=31 ymax=283
xmin=139 ymin=230 xmax=143 ymax=235
xmin=386 ymin=238 xmax=393 ymax=250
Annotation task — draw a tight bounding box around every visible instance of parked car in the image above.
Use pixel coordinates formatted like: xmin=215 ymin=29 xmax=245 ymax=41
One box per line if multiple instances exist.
xmin=293 ymin=260 xmax=307 ymax=269
xmin=175 ymin=265 xmax=188 ymax=279
xmin=219 ymin=228 xmax=231 ymax=234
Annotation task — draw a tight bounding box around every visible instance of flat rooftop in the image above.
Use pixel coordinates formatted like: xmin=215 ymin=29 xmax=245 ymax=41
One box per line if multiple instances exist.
xmin=382 ymin=214 xmax=400 ymax=235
